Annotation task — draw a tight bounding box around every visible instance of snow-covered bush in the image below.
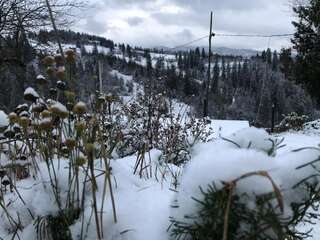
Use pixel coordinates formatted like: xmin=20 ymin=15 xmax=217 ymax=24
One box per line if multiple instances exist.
xmin=169 ymin=127 xmax=320 ymax=239
xmin=118 ymin=91 xmax=212 ymax=180
xmin=276 ymin=112 xmax=309 ymax=132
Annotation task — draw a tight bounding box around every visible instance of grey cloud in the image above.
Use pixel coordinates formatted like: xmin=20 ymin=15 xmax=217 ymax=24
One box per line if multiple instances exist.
xmin=165 ymin=29 xmax=194 ymax=44
xmin=170 ymin=0 xmax=269 ymax=12
xmin=151 ymin=0 xmax=293 ymax=35
xmin=127 ymin=17 xmax=144 ymax=26
xmin=100 ymin=0 xmax=159 ymax=10
xmin=82 ymin=17 xmax=109 ymax=35
xmin=77 ymin=0 xmax=294 ymax=50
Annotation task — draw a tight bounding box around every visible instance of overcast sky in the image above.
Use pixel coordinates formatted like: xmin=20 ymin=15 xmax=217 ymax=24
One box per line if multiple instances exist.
xmin=74 ymin=0 xmax=296 ymax=50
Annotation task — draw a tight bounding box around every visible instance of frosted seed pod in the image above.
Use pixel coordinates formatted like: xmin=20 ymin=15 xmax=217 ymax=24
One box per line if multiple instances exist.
xmin=36 ymin=74 xmax=47 ymax=85
xmin=8 ymin=112 xmax=18 ymax=124
xmin=75 ymin=156 xmax=87 ymax=166
xmin=24 ymin=87 xmax=39 ymax=102
xmin=85 ymin=143 xmax=94 ymax=155
xmin=46 ymin=66 xmax=55 ymax=76
xmin=39 ymin=118 xmax=53 ymax=131
xmin=65 ymin=49 xmax=76 ymax=63
xmin=73 ymin=102 xmax=87 ymax=115
xmin=49 ymin=102 xmax=69 ymax=119
xmin=19 ymin=117 xmax=30 ymax=129
xmin=56 ymin=68 xmax=66 ymax=80
xmin=75 ymin=121 xmax=86 ymax=134
xmin=65 ymin=138 xmax=76 ymax=149
xmin=54 ymin=54 xmax=64 ymax=65
xmin=42 ymin=56 xmax=55 ymax=66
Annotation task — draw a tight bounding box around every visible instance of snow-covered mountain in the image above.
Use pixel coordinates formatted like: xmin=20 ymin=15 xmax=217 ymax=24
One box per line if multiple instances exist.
xmin=157 ymin=46 xmax=259 ymax=57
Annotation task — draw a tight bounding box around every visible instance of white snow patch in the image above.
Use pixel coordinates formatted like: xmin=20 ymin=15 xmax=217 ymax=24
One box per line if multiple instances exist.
xmin=24 ymin=87 xmax=39 ymax=99
xmin=0 ymin=110 xmax=9 ymax=128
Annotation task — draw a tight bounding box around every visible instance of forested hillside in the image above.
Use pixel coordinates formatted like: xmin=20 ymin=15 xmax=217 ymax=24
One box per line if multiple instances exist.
xmin=0 ymin=29 xmax=315 ymax=127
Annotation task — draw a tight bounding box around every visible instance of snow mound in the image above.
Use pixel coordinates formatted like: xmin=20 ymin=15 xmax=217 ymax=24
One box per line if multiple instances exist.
xmin=302 ymin=119 xmax=320 ymax=135
xmin=172 ymin=127 xmax=320 ymax=225
xmin=227 ymin=127 xmax=275 ymax=154
xmin=0 ymin=110 xmax=9 ymax=128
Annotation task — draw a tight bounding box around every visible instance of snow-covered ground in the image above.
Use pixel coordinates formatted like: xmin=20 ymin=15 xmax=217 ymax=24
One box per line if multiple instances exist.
xmin=29 ymin=40 xmax=111 ymax=56
xmin=1 ymin=118 xmax=320 ymax=239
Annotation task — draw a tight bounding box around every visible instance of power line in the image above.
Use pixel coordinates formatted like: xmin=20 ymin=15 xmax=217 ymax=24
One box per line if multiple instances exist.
xmin=168 ymin=32 xmax=295 ymax=51
xmin=169 ymin=35 xmax=209 ymax=50
xmin=215 ymin=33 xmax=294 ymax=38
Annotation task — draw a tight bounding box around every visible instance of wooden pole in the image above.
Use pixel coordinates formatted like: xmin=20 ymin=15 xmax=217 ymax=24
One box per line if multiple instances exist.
xmin=44 ymin=0 xmax=65 ymax=63
xmin=204 ymin=11 xmax=214 ymax=117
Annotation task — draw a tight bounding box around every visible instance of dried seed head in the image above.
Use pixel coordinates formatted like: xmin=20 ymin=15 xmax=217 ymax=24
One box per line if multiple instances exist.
xmin=66 ymin=102 xmax=74 ymax=111
xmin=56 ymin=68 xmax=65 ymax=80
xmin=19 ymin=117 xmax=30 ymax=129
xmin=75 ymin=121 xmax=86 ymax=135
xmin=39 ymin=118 xmax=53 ymax=131
xmin=65 ymin=138 xmax=76 ymax=149
xmin=54 ymin=54 xmax=64 ymax=65
xmin=75 ymin=156 xmax=87 ymax=166
xmin=42 ymin=56 xmax=55 ymax=66
xmin=36 ymin=74 xmax=47 ymax=85
xmin=46 ymin=66 xmax=55 ymax=76
xmin=40 ymin=110 xmax=51 ymax=118
xmin=73 ymin=102 xmax=87 ymax=115
xmin=65 ymin=91 xmax=76 ymax=103
xmin=65 ymin=49 xmax=75 ymax=57
xmin=8 ymin=112 xmax=18 ymax=124
xmin=85 ymin=143 xmax=94 ymax=155
xmin=32 ymin=104 xmax=46 ymax=113
xmin=65 ymin=49 xmax=76 ymax=63
xmin=24 ymin=87 xmax=39 ymax=102
xmin=49 ymin=103 xmax=69 ymax=119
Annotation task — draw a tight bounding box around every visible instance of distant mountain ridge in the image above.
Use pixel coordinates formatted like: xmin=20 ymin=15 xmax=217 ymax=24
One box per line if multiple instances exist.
xmin=28 ymin=29 xmax=259 ymax=57
xmin=156 ymin=46 xmax=260 ymax=57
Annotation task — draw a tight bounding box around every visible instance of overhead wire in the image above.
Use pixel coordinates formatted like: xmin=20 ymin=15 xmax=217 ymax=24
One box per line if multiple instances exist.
xmin=169 ymin=32 xmax=295 ymax=51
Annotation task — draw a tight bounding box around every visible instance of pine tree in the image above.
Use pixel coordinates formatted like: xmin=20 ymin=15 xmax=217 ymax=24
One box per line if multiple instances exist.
xmin=279 ymin=48 xmax=293 ymax=79
xmin=212 ymin=58 xmax=219 ymax=93
xmin=272 ymin=50 xmax=279 ymax=71
xmin=266 ymin=48 xmax=272 ymax=65
xmin=201 ymin=48 xmax=206 ymax=59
